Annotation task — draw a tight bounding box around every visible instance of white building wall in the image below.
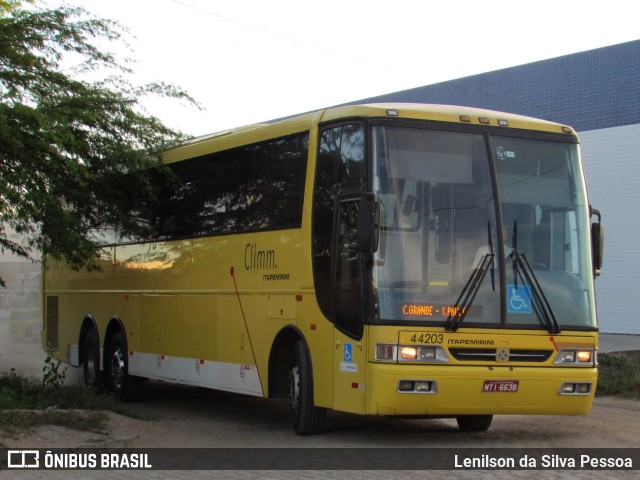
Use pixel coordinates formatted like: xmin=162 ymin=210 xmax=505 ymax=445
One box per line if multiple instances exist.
xmin=580 ymin=124 xmax=640 ymax=334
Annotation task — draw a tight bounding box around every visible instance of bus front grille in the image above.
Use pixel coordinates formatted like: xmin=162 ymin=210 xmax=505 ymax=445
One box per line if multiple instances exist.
xmin=449 ymin=348 xmax=553 ymax=363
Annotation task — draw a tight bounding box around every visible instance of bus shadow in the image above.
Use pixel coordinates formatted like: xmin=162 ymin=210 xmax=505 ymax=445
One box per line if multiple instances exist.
xmin=119 ymin=380 xmax=582 ymax=448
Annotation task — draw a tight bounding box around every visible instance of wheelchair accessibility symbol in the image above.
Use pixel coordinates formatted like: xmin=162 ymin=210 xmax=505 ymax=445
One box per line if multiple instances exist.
xmin=344 ymin=343 xmax=353 ymax=363
xmin=507 ymin=284 xmax=531 ymax=314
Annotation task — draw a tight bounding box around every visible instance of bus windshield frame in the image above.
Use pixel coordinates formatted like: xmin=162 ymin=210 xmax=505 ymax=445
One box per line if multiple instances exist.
xmin=369 ymin=121 xmax=597 ymax=331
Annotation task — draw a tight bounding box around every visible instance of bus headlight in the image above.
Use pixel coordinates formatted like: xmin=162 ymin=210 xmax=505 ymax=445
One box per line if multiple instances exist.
xmin=560 ymin=351 xmax=576 ymax=363
xmin=400 ymin=346 xmax=418 ymax=359
xmin=414 ymin=381 xmax=432 ymax=392
xmin=555 ymin=349 xmax=594 ymax=366
xmin=576 ymin=351 xmax=592 ymax=363
xmin=419 ymin=347 xmax=436 ymax=360
xmin=400 ymin=346 xmax=438 ymax=360
xmin=576 ymin=383 xmax=591 ymax=394
xmin=559 ymin=382 xmax=592 ymax=395
xmin=397 ymin=380 xmax=437 ymax=393
xmin=376 ymin=344 xmax=450 ymax=363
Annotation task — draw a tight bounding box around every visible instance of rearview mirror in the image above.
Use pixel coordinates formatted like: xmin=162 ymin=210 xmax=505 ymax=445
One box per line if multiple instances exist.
xmin=591 ymin=207 xmax=604 ymax=276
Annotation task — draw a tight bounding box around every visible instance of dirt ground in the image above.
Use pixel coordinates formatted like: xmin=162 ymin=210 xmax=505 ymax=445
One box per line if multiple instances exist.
xmin=2 ymin=391 xmax=640 ymax=450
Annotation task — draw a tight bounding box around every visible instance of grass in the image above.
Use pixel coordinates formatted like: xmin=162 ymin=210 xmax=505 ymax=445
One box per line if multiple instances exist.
xmin=0 ymin=410 xmax=108 ymax=435
xmin=0 ymin=367 xmax=144 ymax=437
xmin=596 ymin=353 xmax=640 ymax=399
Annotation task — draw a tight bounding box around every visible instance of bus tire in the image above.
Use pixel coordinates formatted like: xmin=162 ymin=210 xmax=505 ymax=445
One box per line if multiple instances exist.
xmin=82 ymin=329 xmax=103 ymax=388
xmin=289 ymin=340 xmax=325 ymax=435
xmin=107 ymin=331 xmax=144 ymax=402
xmin=456 ymin=414 xmax=493 ymax=432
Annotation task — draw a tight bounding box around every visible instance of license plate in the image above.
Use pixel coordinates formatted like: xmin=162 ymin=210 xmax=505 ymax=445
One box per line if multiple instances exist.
xmin=482 ymin=380 xmax=519 ymax=392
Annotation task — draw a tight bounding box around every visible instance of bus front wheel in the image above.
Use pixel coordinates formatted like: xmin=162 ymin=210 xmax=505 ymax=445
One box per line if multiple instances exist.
xmin=107 ymin=332 xmax=144 ymax=402
xmin=289 ymin=341 xmax=325 ymax=435
xmin=456 ymin=415 xmax=493 ymax=432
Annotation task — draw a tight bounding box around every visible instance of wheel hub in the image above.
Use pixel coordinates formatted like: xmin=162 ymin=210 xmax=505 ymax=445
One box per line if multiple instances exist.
xmin=289 ymin=365 xmax=300 ymax=411
xmin=110 ymin=349 xmax=125 ymax=391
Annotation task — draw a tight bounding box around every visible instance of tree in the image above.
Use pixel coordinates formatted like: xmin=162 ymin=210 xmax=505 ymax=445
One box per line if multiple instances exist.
xmin=0 ymin=1 xmax=199 ymax=274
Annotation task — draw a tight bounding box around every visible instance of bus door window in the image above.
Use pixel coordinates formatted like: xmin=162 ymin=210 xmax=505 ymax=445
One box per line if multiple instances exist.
xmin=333 ymin=198 xmax=364 ymax=338
xmin=313 ymin=123 xmax=366 ymax=325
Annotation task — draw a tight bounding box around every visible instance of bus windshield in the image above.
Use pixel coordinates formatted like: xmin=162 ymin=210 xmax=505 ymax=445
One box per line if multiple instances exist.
xmin=371 ymin=125 xmax=596 ymax=329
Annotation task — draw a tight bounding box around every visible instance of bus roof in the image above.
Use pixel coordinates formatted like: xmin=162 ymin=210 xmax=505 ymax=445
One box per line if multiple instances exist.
xmin=161 ymin=103 xmax=576 ymax=164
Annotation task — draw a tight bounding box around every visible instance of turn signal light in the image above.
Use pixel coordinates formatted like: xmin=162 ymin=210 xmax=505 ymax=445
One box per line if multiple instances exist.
xmin=376 ymin=344 xmax=396 ymax=361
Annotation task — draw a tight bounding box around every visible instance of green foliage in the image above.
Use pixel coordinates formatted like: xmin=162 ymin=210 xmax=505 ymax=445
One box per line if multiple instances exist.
xmin=42 ymin=349 xmax=67 ymax=389
xmin=0 ymin=0 xmax=32 ymax=14
xmin=0 ymin=2 xmax=200 ymax=269
xmin=0 ymin=368 xmax=147 ymax=434
xmin=596 ymin=354 xmax=640 ymax=399
xmin=0 ymin=409 xmax=108 ymax=435
xmin=2 ymin=368 xmax=70 ymax=409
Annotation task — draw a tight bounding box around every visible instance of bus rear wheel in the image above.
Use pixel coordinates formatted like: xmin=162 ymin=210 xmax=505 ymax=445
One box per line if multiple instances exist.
xmin=456 ymin=415 xmax=493 ymax=432
xmin=107 ymin=331 xmax=144 ymax=402
xmin=82 ymin=329 xmax=103 ymax=388
xmin=289 ymin=340 xmax=325 ymax=435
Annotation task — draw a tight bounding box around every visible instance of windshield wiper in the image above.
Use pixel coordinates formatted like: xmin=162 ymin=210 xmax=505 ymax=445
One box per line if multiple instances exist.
xmin=446 ymin=222 xmax=495 ymax=332
xmin=510 ymin=221 xmax=561 ymax=334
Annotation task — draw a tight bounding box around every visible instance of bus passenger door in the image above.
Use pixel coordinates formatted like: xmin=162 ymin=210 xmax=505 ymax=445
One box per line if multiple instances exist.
xmin=332 ymin=198 xmax=367 ymax=414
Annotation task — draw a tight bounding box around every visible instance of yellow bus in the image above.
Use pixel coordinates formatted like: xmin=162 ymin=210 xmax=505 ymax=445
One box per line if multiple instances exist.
xmin=42 ymin=103 xmax=604 ymax=434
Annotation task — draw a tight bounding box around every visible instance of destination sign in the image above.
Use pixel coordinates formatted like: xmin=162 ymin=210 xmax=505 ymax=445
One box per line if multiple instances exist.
xmin=402 ymin=304 xmax=467 ymax=317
